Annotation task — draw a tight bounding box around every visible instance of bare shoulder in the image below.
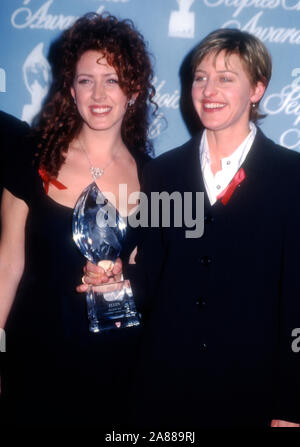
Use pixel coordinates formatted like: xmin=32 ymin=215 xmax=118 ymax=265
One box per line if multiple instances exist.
xmin=1 ymin=188 xmax=29 ymax=214
xmin=1 ymin=188 xmax=29 ymax=234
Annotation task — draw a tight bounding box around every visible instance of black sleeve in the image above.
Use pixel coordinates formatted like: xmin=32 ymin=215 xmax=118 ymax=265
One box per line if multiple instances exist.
xmin=272 ymin=172 xmax=300 ymax=423
xmin=0 ymin=113 xmax=35 ymax=205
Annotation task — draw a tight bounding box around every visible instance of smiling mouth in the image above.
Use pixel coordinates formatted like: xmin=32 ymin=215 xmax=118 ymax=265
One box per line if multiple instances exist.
xmin=90 ymin=106 xmax=112 ymax=114
xmin=203 ymin=102 xmax=226 ymax=110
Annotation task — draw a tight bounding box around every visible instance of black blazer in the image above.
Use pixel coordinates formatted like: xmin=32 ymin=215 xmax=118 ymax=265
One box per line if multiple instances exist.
xmin=128 ymin=128 xmax=300 ymax=428
xmin=0 ymin=111 xmax=29 ymax=226
xmin=0 ymin=111 xmax=29 ymax=155
xmin=0 ymin=111 xmax=29 ymax=188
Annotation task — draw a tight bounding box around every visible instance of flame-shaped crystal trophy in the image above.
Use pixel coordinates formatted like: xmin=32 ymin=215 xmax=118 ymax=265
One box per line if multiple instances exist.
xmin=72 ymin=182 xmax=141 ymax=333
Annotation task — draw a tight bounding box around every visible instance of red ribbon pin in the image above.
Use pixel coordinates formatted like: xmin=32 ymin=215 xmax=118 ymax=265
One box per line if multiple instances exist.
xmin=217 ymin=167 xmax=246 ymax=205
xmin=38 ymin=167 xmax=67 ymax=194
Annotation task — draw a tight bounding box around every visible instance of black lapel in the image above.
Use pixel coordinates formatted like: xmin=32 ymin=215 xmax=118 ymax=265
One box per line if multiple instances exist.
xmin=180 ymin=132 xmax=213 ymax=208
xmin=217 ymin=128 xmax=276 ymax=209
xmin=239 ymin=127 xmax=273 ymax=177
xmin=179 ymin=127 xmax=274 ymax=211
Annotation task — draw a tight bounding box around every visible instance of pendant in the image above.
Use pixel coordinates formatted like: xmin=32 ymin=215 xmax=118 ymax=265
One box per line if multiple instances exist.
xmin=90 ymin=166 xmax=104 ymax=180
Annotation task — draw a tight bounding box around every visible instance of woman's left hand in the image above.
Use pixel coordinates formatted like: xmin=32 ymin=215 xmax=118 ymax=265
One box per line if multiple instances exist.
xmin=271 ymin=419 xmax=300 ymax=427
xmin=76 ymin=258 xmax=123 ymax=293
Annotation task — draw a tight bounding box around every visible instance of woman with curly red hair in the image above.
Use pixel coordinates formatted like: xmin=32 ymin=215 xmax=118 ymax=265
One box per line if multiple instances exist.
xmin=0 ymin=12 xmax=155 ymax=427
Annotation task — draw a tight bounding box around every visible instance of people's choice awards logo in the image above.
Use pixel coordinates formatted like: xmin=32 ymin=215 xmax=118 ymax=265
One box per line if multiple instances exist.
xmin=168 ymin=0 xmax=195 ymax=39
xmin=263 ymin=68 xmax=300 ymax=151
xmin=11 ymin=0 xmax=129 ymax=31
xmin=0 ymin=68 xmax=6 ymax=92
xmin=148 ymin=76 xmax=180 ymax=139
xmin=22 ymin=43 xmax=51 ymax=124
xmin=203 ymin=1 xmax=300 ymax=46
xmin=11 ymin=0 xmax=77 ymax=30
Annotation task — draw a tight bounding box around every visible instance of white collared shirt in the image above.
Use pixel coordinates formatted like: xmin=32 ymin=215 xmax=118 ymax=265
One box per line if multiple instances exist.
xmin=199 ymin=122 xmax=257 ymax=205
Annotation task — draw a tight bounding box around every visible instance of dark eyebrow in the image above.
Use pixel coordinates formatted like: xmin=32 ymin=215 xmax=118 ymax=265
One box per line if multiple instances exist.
xmin=216 ymin=69 xmax=238 ymax=75
xmin=103 ymin=73 xmax=118 ymax=77
xmin=76 ymin=74 xmax=94 ymax=79
xmin=195 ymin=68 xmax=238 ymax=75
xmin=76 ymin=73 xmax=118 ymax=78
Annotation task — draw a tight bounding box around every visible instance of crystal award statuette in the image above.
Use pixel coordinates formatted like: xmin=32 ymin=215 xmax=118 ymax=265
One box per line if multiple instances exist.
xmin=72 ymin=182 xmax=141 ymax=333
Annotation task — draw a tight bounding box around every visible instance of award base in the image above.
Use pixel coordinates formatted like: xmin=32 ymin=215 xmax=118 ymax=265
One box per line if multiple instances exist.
xmin=86 ymin=280 xmax=141 ymax=333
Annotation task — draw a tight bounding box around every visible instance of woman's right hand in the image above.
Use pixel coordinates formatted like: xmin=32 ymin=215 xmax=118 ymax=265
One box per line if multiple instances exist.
xmin=76 ymin=258 xmax=123 ymax=293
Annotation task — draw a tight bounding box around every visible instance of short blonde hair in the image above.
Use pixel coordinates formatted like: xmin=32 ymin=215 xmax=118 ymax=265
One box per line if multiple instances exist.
xmin=192 ymin=28 xmax=272 ymax=123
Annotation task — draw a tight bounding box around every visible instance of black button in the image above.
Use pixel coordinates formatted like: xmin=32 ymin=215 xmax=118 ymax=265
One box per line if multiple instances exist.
xmin=200 ymin=256 xmax=212 ymax=266
xmin=196 ymin=298 xmax=207 ymax=309
xmin=204 ymin=215 xmax=215 ymax=224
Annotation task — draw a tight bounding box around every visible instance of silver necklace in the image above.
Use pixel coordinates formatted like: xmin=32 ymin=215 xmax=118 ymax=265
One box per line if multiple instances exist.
xmin=78 ymin=138 xmax=116 ymax=181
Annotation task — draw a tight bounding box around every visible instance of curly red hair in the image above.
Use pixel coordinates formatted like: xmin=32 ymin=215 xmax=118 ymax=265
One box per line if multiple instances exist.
xmin=33 ymin=12 xmax=156 ymax=177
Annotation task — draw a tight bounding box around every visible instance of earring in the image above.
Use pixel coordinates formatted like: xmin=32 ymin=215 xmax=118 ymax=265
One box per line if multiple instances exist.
xmin=252 ymin=102 xmax=256 ymax=108
xmin=73 ymin=97 xmax=77 ymax=105
xmin=128 ymin=99 xmax=135 ymax=107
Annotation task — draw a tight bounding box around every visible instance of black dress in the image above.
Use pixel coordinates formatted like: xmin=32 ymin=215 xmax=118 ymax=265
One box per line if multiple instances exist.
xmin=2 ymin=144 xmax=150 ymax=427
